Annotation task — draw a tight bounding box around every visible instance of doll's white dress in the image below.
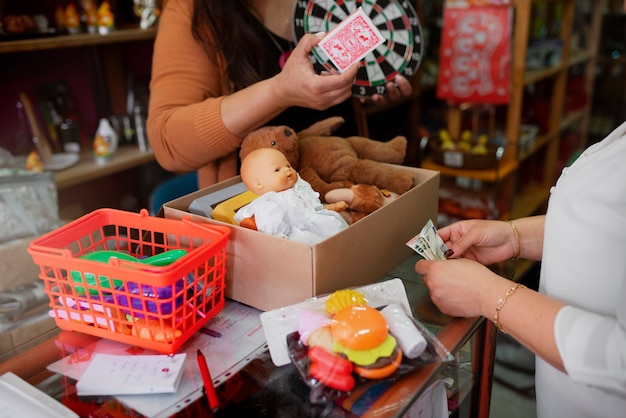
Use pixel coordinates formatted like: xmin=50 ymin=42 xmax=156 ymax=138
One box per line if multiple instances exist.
xmin=234 ymin=176 xmax=348 ymax=245
xmin=536 ymin=121 xmax=626 ymax=418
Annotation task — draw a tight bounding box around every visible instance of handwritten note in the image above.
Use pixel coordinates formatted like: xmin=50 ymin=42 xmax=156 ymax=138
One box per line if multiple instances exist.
xmin=76 ymin=353 xmax=186 ymax=396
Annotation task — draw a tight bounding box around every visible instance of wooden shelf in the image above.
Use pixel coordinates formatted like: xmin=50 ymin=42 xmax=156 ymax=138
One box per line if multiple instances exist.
xmin=569 ymin=48 xmax=595 ymax=67
xmin=428 ymin=1 xmax=604 ymax=224
xmin=54 ymin=146 xmax=154 ymax=190
xmin=523 ymin=48 xmax=595 ymax=85
xmin=421 ymin=157 xmax=517 ymax=183
xmin=517 ymin=130 xmax=558 ymax=161
xmin=511 ymin=183 xmax=549 ymax=219
xmin=561 ymin=108 xmax=587 ymax=130
xmin=1 ymin=22 xmax=160 ymax=217
xmin=0 ymin=26 xmax=157 ymax=54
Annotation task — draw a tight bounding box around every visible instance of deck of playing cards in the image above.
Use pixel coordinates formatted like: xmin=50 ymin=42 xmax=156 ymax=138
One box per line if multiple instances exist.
xmin=317 ymin=7 xmax=385 ymax=72
xmin=406 ymin=219 xmax=449 ymax=260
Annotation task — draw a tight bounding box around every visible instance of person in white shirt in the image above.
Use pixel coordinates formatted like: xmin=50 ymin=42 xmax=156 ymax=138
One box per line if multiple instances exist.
xmin=235 ymin=148 xmax=349 ymax=245
xmin=415 ymin=119 xmax=626 ymax=417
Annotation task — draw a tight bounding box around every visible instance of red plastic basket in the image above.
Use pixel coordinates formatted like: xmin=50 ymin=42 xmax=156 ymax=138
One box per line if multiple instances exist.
xmin=28 ymin=208 xmax=230 ymax=354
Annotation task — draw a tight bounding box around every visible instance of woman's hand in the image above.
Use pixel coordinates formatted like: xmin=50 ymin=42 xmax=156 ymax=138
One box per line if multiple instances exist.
xmin=275 ymin=33 xmax=359 ymax=110
xmin=360 ymin=74 xmax=413 ymax=104
xmin=437 ymin=219 xmax=518 ymax=265
xmin=415 ymin=258 xmax=509 ymax=319
xmin=440 ymin=217 xmax=544 ymax=263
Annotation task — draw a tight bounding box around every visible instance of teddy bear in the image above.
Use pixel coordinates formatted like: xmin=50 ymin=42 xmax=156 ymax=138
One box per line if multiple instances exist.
xmin=239 ymin=117 xmax=415 ymax=221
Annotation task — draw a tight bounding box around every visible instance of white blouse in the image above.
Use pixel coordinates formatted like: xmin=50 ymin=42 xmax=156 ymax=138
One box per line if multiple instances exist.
xmin=537 ymin=121 xmax=626 ymax=417
xmin=234 ymin=176 xmax=348 ymax=245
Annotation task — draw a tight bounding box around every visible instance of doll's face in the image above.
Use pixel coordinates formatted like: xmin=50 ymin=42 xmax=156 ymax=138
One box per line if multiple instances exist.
xmin=241 ymin=148 xmax=298 ymax=195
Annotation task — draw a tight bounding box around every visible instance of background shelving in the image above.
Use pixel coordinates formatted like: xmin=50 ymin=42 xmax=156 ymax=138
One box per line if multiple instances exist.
xmin=418 ymin=0 xmax=605 ymax=278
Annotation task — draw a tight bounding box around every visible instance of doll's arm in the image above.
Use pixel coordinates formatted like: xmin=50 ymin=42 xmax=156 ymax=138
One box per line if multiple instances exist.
xmin=239 ymin=215 xmax=257 ymax=230
xmin=326 ymin=184 xmax=385 ymax=213
xmin=323 ymin=201 xmax=348 ymax=212
xmin=299 ymin=167 xmax=349 ymax=197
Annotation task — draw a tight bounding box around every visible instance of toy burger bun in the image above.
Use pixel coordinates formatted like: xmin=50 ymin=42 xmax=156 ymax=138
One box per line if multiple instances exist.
xmin=330 ymin=305 xmax=402 ymax=379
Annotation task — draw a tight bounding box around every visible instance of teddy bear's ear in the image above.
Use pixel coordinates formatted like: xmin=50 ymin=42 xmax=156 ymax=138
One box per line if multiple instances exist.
xmin=298 ymin=116 xmax=345 ymax=138
xmin=240 ymin=126 xmax=277 ymax=161
xmin=240 ymin=125 xmax=300 ymax=168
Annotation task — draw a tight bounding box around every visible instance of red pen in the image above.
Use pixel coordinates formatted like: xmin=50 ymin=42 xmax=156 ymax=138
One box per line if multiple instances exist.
xmin=196 ymin=349 xmax=220 ymax=412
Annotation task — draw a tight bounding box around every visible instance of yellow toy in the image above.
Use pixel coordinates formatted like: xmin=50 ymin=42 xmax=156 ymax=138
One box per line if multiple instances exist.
xmin=212 ymin=190 xmax=258 ymax=226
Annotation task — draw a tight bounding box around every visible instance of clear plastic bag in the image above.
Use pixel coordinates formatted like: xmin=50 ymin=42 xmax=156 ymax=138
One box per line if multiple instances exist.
xmin=260 ymin=279 xmax=454 ymax=405
xmin=0 ymin=168 xmax=59 ymax=243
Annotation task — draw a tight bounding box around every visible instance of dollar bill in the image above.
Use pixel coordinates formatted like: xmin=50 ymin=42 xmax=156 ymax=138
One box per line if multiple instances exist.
xmin=406 ymin=219 xmax=448 ymax=260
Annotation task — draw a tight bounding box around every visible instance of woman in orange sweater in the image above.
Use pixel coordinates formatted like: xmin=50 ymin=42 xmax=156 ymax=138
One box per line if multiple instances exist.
xmin=147 ymin=0 xmax=412 ymax=189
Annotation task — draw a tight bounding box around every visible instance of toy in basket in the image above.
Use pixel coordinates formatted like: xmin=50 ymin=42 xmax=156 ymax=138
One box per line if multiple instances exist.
xmin=28 ymin=208 xmax=230 ymax=354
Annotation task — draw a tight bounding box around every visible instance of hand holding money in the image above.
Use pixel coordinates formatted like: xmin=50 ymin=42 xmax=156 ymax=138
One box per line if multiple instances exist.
xmin=406 ymin=219 xmax=449 ymax=260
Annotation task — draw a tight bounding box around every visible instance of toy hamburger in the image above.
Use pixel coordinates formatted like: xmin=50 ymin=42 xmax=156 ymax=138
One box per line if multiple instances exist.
xmin=330 ymin=305 xmax=403 ymax=379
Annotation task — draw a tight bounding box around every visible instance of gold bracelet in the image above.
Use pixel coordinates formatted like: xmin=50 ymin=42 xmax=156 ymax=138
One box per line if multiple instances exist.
xmin=494 ymin=283 xmax=526 ymax=333
xmin=506 ymin=220 xmax=521 ymax=260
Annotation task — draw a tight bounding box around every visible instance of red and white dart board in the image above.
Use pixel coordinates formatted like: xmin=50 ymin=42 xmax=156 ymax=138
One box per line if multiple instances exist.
xmin=293 ymin=0 xmax=424 ymax=98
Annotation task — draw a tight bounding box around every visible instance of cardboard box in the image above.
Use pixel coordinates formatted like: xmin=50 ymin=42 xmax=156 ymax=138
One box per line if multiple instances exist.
xmin=164 ymin=166 xmax=439 ymax=311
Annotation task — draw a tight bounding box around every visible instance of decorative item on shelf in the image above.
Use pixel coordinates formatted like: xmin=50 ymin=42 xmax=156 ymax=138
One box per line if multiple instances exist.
xmin=54 ymin=5 xmax=65 ymax=32
xmin=97 ymin=0 xmax=115 ymax=35
xmin=80 ymin=0 xmax=98 ymax=34
xmin=438 ymin=179 xmax=500 ymax=221
xmin=93 ymin=117 xmax=118 ymax=164
xmin=426 ymin=103 xmax=504 ymax=170
xmin=64 ymin=2 xmax=81 ymax=34
xmin=133 ymin=105 xmax=150 ymax=152
xmin=19 ymin=92 xmax=53 ymax=165
xmin=36 ymin=81 xmax=82 ymax=154
xmin=436 ymin=1 xmax=512 ymax=105
xmin=525 ymin=1 xmax=563 ymax=70
xmin=134 ymin=0 xmax=161 ymax=30
xmin=525 ymin=38 xmax=563 ymax=70
xmin=429 ymin=131 xmax=502 ymax=170
xmin=518 ymin=124 xmax=539 ymax=154
xmin=25 ymin=150 xmax=43 ymax=172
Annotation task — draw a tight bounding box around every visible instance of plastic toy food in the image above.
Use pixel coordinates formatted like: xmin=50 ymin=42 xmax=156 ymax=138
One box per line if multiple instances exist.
xmin=324 ymin=288 xmax=367 ymax=315
xmin=71 ymin=249 xmax=188 ymax=294
xmin=297 ymin=289 xmax=405 ymax=391
xmin=298 ymin=309 xmax=332 ymax=349
xmin=115 ymin=278 xmax=185 ymax=317
xmin=308 ymin=346 xmax=354 ymax=391
xmin=330 ymin=305 xmax=402 ymax=379
xmin=130 ymin=318 xmax=182 ymax=342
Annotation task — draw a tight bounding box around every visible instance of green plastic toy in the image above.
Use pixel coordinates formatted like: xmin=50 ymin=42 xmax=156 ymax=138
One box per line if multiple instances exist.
xmin=70 ymin=249 xmax=188 ymax=294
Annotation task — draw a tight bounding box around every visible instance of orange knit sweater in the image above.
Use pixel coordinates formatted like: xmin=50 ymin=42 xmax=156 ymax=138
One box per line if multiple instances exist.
xmin=147 ymin=0 xmax=239 ymax=189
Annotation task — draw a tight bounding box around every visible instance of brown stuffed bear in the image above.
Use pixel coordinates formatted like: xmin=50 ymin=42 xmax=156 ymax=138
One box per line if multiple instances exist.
xmin=295 ymin=117 xmax=414 ymax=196
xmin=240 ymin=117 xmax=415 ymax=219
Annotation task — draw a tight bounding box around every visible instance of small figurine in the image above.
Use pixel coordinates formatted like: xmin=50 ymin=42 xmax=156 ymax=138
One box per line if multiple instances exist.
xmin=25 ymin=150 xmax=44 ymax=172
xmin=65 ymin=2 xmax=81 ymax=34
xmin=97 ymin=0 xmax=115 ymax=35
xmin=134 ymin=0 xmax=161 ymax=29
xmin=54 ymin=5 xmax=65 ymax=31
xmin=234 ymin=147 xmax=349 ymax=245
xmin=81 ymin=0 xmax=98 ymax=33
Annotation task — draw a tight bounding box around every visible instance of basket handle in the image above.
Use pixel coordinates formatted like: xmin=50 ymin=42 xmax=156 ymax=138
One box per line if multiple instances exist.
xmin=28 ymin=244 xmax=74 ymax=258
xmin=180 ymin=214 xmax=231 ymax=237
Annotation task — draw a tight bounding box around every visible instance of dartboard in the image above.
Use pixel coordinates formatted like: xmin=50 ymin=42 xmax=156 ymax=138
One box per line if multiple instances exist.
xmin=293 ymin=0 xmax=423 ymax=98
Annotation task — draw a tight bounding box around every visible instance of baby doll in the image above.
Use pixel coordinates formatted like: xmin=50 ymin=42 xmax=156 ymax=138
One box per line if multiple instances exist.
xmin=234 ymin=148 xmax=350 ymax=245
